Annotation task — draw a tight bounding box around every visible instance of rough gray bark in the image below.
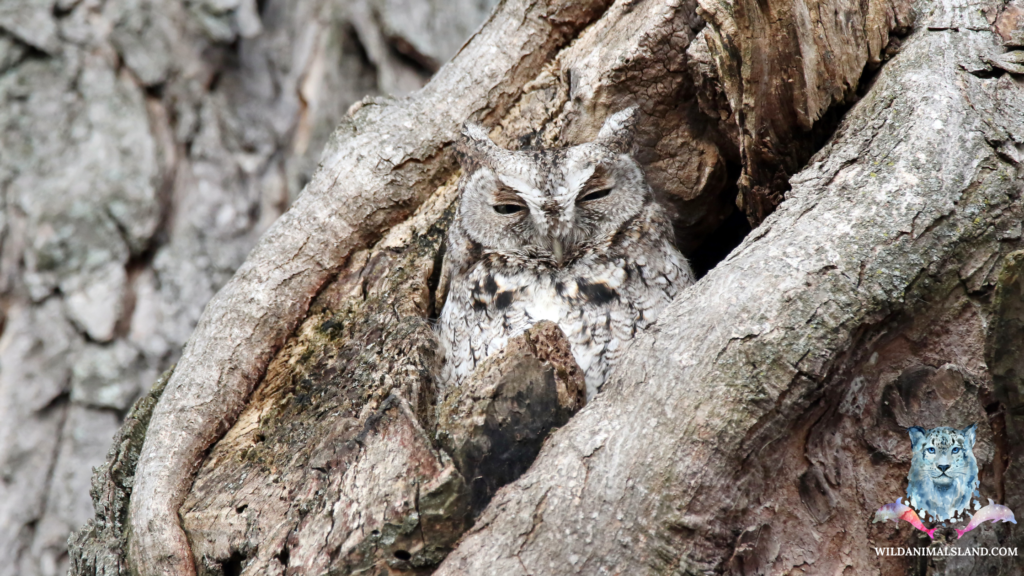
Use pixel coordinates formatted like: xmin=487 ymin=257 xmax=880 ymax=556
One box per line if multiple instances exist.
xmin=67 ymin=0 xmax=1024 ymax=574
xmin=0 ymin=0 xmax=495 ymax=574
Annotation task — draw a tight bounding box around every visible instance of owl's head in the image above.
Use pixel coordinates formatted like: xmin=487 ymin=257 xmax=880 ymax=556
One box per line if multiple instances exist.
xmin=455 ymin=108 xmax=649 ymax=265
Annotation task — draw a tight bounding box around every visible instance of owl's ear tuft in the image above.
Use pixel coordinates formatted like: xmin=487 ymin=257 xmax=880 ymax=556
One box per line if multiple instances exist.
xmin=596 ymin=106 xmax=639 ymax=154
xmin=457 ymin=122 xmax=499 ymax=167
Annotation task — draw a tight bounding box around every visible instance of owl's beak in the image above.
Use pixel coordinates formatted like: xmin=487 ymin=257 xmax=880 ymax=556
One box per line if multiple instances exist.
xmin=551 ymin=238 xmax=564 ymax=265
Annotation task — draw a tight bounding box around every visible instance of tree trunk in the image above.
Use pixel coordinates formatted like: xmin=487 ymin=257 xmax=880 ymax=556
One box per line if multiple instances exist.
xmin=437 ymin=1 xmax=1024 ymax=572
xmin=68 ymin=0 xmax=1024 ymax=574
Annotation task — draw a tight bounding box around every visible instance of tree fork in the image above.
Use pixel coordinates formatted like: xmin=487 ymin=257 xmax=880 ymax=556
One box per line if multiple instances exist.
xmin=435 ymin=0 xmax=1024 ymax=573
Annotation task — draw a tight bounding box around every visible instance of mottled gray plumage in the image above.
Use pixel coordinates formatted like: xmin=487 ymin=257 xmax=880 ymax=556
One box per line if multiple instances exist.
xmin=437 ymin=108 xmax=694 ymax=399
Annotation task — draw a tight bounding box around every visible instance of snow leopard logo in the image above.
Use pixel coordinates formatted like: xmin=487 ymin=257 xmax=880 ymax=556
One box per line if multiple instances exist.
xmin=906 ymin=424 xmax=979 ymax=522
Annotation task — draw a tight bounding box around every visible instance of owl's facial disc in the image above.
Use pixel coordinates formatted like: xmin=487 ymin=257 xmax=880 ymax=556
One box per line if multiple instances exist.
xmin=456 ymin=113 xmax=648 ymax=266
xmin=495 ymin=169 xmax=581 ymax=265
xmin=483 ymin=151 xmax=640 ymax=266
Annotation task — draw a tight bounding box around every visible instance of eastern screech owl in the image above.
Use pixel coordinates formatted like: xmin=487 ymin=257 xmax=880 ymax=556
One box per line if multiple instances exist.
xmin=437 ymin=108 xmax=694 ymax=400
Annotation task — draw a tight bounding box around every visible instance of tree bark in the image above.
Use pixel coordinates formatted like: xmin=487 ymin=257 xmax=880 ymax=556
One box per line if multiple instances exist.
xmin=68 ymin=0 xmax=1024 ymax=574
xmin=123 ymin=2 xmax=623 ymax=574
xmin=0 ymin=1 xmax=496 ymax=574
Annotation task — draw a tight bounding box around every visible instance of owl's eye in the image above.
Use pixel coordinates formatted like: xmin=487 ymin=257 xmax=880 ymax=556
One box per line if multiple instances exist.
xmin=493 ymin=204 xmax=525 ymax=215
xmin=927 ymin=447 xmax=936 ymax=454
xmin=952 ymin=447 xmax=960 ymax=454
xmin=578 ymin=188 xmax=612 ymax=203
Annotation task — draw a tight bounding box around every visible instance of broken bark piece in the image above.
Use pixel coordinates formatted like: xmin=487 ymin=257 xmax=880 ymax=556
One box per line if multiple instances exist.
xmin=436 ymin=321 xmax=586 ymax=516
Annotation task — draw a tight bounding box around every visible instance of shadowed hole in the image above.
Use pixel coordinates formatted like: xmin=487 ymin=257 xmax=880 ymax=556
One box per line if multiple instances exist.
xmin=222 ymin=551 xmax=245 ymax=576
